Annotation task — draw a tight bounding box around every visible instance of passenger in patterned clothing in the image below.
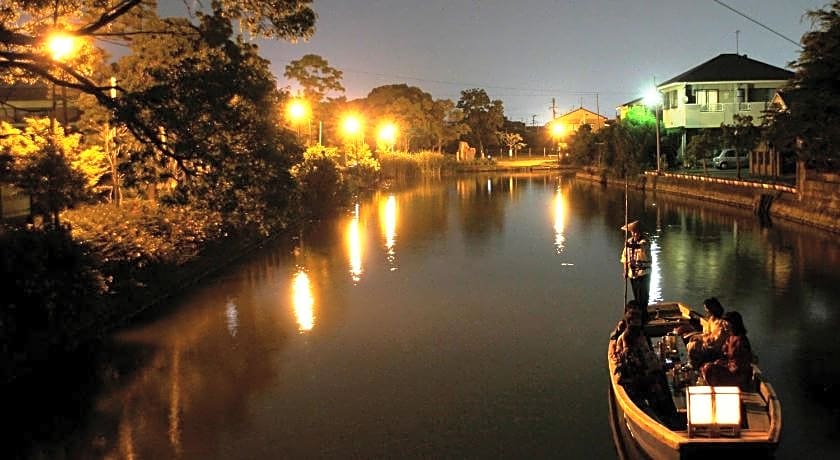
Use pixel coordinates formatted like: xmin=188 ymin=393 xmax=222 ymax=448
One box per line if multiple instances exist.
xmin=702 ymin=311 xmax=754 ymax=390
xmin=679 ymin=297 xmax=731 ymax=367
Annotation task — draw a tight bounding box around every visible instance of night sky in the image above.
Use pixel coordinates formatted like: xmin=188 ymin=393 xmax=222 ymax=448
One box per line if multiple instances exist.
xmin=193 ymin=1 xmax=827 ymax=124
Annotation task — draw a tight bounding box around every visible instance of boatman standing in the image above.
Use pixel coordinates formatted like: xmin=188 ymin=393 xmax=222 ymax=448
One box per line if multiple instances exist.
xmin=620 ymin=220 xmax=651 ymax=310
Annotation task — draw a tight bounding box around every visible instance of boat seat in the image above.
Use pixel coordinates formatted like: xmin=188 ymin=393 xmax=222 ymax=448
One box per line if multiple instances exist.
xmin=742 ymin=392 xmax=770 ymax=431
xmin=742 ymin=392 xmax=768 ymax=409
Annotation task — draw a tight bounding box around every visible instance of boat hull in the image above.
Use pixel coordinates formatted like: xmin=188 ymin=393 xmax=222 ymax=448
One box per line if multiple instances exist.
xmin=607 ymin=301 xmax=781 ymax=459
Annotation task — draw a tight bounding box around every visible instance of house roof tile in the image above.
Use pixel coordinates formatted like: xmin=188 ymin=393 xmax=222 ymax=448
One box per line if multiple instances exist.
xmin=659 ymin=53 xmax=793 ymax=86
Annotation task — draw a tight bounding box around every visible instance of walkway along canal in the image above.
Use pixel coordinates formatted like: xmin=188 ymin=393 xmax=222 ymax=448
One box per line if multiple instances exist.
xmin=9 ymin=173 xmax=840 ymax=459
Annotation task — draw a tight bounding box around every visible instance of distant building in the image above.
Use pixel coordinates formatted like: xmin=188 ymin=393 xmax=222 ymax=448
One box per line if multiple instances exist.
xmin=659 ymin=53 xmax=793 ymax=155
xmin=555 ymin=107 xmax=607 ymax=133
xmin=0 ymin=84 xmax=81 ymax=128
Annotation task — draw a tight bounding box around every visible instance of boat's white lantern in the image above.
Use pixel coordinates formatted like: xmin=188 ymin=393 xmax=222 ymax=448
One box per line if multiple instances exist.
xmin=687 ymin=386 xmax=741 ymax=437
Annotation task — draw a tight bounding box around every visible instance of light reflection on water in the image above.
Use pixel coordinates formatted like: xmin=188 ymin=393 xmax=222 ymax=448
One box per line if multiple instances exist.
xmin=292 ymin=269 xmax=315 ymax=332
xmin=380 ymin=194 xmax=398 ymax=270
xmin=17 ymin=174 xmax=840 ymax=459
xmin=553 ymin=183 xmax=567 ymax=253
xmin=347 ymin=202 xmax=363 ymax=283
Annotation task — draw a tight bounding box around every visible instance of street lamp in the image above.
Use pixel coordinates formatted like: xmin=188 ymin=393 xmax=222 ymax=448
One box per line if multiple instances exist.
xmin=287 ymin=98 xmax=309 ymax=141
xmin=342 ymin=114 xmax=364 ymax=166
xmin=550 ymin=121 xmax=566 ymax=159
xmin=377 ymin=122 xmax=397 ymax=153
xmin=46 ymin=31 xmax=78 ymax=134
xmin=644 ymin=87 xmax=663 ymax=174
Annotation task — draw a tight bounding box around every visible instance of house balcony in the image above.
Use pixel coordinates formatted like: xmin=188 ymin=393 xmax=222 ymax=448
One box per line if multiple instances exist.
xmin=662 ymin=101 xmax=770 ymax=129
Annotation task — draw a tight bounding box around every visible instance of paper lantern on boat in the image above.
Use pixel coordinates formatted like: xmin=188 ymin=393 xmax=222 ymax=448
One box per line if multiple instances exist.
xmin=686 ymin=386 xmax=741 ymax=437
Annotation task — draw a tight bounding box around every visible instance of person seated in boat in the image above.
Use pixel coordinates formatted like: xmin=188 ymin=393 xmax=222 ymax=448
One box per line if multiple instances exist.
xmin=609 ymin=299 xmax=648 ymax=341
xmin=609 ymin=309 xmax=679 ymax=426
xmin=701 ymin=311 xmax=754 ymax=390
xmin=677 ymin=297 xmax=731 ymax=367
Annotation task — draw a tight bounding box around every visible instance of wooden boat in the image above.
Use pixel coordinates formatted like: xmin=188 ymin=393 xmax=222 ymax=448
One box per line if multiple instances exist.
xmin=607 ymin=301 xmax=782 ymax=459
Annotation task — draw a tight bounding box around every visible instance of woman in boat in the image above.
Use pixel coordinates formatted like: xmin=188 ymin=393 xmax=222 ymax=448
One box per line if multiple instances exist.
xmin=679 ymin=297 xmax=731 ymax=367
xmin=701 ymin=311 xmax=754 ymax=389
xmin=609 ymin=309 xmax=679 ymax=426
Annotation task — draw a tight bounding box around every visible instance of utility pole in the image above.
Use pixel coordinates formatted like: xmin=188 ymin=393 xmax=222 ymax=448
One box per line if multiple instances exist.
xmin=596 ymin=93 xmax=601 ymax=128
xmin=736 ymin=30 xmax=740 ymax=55
xmin=531 ymin=114 xmax=537 ymax=126
xmin=550 ymin=98 xmax=557 ymax=120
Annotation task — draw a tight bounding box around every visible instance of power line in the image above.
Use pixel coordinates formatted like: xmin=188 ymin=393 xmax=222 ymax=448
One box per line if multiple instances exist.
xmin=711 ymin=0 xmax=802 ymax=49
xmin=272 ymin=57 xmax=614 ymax=96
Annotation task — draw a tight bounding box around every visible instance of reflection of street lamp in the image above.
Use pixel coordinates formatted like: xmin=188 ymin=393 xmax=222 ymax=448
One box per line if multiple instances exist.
xmin=644 ymin=87 xmax=663 ymax=174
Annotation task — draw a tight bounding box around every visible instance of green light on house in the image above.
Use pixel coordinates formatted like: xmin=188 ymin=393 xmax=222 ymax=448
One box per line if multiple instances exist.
xmin=625 ymin=105 xmax=656 ymax=125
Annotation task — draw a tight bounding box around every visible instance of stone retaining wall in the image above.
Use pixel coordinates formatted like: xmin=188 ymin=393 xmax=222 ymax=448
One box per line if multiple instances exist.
xmin=576 ymin=167 xmax=840 ymax=234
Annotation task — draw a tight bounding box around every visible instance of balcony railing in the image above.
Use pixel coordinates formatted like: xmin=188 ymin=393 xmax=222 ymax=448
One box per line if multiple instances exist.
xmin=700 ymin=103 xmax=723 ymax=112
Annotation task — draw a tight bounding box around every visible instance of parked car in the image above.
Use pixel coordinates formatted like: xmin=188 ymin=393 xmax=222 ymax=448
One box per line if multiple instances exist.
xmin=712 ymin=148 xmax=749 ymax=169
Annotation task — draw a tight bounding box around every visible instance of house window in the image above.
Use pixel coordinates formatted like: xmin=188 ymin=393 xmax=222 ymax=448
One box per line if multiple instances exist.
xmin=696 ymin=89 xmax=720 ymax=111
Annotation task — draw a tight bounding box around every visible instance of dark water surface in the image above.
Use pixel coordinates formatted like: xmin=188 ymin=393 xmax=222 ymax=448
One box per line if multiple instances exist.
xmin=12 ymin=174 xmax=840 ymax=458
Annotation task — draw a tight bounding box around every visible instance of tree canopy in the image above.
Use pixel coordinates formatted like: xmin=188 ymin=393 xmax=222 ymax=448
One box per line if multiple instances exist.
xmin=457 ymin=88 xmax=504 ymax=156
xmin=284 ymin=54 xmax=345 ymax=103
xmin=1 ymin=0 xmax=315 ymax=158
xmin=768 ymin=0 xmax=840 ymax=169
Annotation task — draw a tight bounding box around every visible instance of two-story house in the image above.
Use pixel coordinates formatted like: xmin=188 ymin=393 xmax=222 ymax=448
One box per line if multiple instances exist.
xmin=656 ymin=53 xmax=793 ymax=158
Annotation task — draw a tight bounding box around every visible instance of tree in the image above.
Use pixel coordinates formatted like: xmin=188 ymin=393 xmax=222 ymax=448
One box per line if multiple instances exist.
xmin=1 ymin=0 xmax=316 ymax=165
xmin=107 ymin=12 xmax=302 ymax=230
xmin=684 ymin=129 xmax=722 ymax=169
xmin=429 ymin=99 xmax=467 ymax=153
xmin=767 ymin=1 xmax=840 ymax=170
xmin=567 ymin=124 xmax=597 ymax=165
xmin=720 ymin=114 xmax=760 ymax=178
xmin=283 ymin=54 xmax=345 ymax=103
xmin=1 ymin=119 xmax=104 ymax=224
xmin=497 ymin=132 xmax=526 ymax=157
xmin=457 ymin=88 xmax=504 ymax=156
xmin=362 ymin=84 xmax=435 ymax=152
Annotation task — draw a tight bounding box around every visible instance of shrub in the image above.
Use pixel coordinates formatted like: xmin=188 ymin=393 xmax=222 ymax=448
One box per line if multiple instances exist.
xmin=1 ymin=227 xmax=106 ymax=378
xmin=291 ymin=147 xmax=348 ymax=222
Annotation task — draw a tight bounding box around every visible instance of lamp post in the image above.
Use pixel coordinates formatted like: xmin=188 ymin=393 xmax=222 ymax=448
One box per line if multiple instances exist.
xmin=287 ymin=98 xmax=309 ymax=142
xmin=377 ymin=122 xmax=397 ymax=153
xmin=46 ymin=32 xmax=77 ymax=134
xmin=644 ymin=87 xmax=663 ymax=174
xmin=342 ymin=114 xmax=364 ymax=166
xmin=550 ymin=121 xmax=566 ymax=163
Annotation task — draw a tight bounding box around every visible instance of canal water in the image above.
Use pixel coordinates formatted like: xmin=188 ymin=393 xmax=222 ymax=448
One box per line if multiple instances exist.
xmin=12 ymin=174 xmax=840 ymax=459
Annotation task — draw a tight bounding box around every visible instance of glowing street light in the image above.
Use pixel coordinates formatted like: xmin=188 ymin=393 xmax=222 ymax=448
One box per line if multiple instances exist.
xmin=288 ymin=99 xmax=307 ymax=120
xmin=550 ymin=122 xmax=566 ymax=139
xmin=377 ymin=122 xmax=397 ymax=152
xmin=45 ymin=32 xmax=78 ymax=134
xmin=549 ymin=121 xmax=567 ymax=159
xmin=47 ymin=32 xmax=77 ymax=61
xmin=287 ymin=99 xmax=310 ymax=140
xmin=343 ymin=114 xmax=362 ymax=137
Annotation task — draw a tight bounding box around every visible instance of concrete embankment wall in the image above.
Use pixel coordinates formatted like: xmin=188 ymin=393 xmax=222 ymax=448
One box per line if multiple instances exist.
xmin=576 ymin=168 xmax=840 ymax=234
